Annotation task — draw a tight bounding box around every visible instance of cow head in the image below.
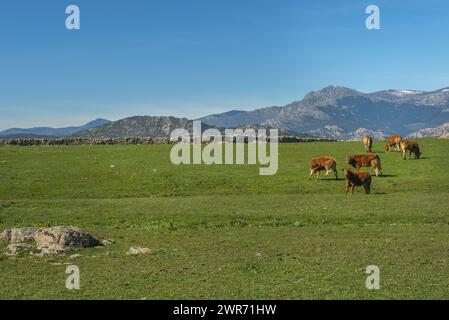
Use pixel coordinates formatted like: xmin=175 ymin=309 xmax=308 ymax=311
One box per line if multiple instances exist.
xmin=345 ymin=156 xmax=354 ymax=165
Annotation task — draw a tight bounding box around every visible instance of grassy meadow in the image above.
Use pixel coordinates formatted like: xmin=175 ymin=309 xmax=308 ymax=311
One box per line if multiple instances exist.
xmin=1 ymin=138 xmax=449 ymax=299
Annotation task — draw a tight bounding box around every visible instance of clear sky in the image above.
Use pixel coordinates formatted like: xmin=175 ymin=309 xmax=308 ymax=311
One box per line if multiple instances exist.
xmin=1 ymin=0 xmax=449 ymax=130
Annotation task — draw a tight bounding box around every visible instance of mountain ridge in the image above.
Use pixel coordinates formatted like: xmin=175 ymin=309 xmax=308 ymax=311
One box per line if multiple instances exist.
xmin=0 ymin=118 xmax=110 ymax=138
xmin=199 ymin=85 xmax=449 ymax=138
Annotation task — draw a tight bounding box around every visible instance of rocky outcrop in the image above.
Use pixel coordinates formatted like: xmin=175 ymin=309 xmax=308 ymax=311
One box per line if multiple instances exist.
xmin=33 ymin=226 xmax=101 ymax=256
xmin=5 ymin=243 xmax=35 ymax=256
xmin=0 ymin=226 xmax=103 ymax=256
xmin=10 ymin=227 xmax=38 ymax=244
xmin=0 ymin=229 xmax=12 ymax=242
xmin=407 ymin=122 xmax=449 ymax=138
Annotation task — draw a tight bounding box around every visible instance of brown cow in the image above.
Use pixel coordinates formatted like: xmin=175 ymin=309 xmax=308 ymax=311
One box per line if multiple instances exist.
xmin=342 ymin=168 xmax=372 ymax=194
xmin=385 ymin=135 xmax=402 ymax=152
xmin=363 ymin=135 xmax=373 ymax=153
xmin=309 ymin=156 xmax=338 ymax=180
xmin=346 ymin=154 xmax=382 ymax=177
xmin=399 ymin=139 xmax=421 ymax=160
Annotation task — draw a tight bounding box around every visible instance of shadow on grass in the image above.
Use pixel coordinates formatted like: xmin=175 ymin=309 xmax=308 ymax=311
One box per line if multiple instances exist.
xmin=313 ymin=178 xmax=345 ymax=182
xmin=402 ymin=157 xmax=429 ymax=160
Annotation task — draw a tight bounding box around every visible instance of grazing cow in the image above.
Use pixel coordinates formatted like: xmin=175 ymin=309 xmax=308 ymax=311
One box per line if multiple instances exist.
xmin=309 ymin=156 xmax=338 ymax=180
xmin=363 ymin=135 xmax=373 ymax=153
xmin=399 ymin=139 xmax=421 ymax=160
xmin=342 ymin=168 xmax=372 ymax=194
xmin=385 ymin=135 xmax=402 ymax=152
xmin=346 ymin=154 xmax=382 ymax=177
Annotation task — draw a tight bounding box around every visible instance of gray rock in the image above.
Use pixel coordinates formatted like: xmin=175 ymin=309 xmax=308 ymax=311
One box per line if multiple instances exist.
xmin=0 ymin=229 xmax=12 ymax=242
xmin=5 ymin=243 xmax=34 ymax=256
xmin=3 ymin=226 xmax=103 ymax=256
xmin=1 ymin=227 xmax=38 ymax=244
xmin=101 ymin=239 xmax=114 ymax=246
xmin=10 ymin=227 xmax=38 ymax=244
xmin=32 ymin=245 xmax=68 ymax=257
xmin=33 ymin=226 xmax=101 ymax=254
xmin=126 ymin=247 xmax=152 ymax=255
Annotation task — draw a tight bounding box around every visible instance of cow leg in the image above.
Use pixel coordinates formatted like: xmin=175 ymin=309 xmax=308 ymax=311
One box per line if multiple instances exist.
xmin=364 ymin=183 xmax=370 ymax=195
xmin=402 ymin=150 xmax=406 ymax=160
xmin=345 ymin=182 xmax=349 ymax=194
xmin=309 ymin=169 xmax=314 ymax=180
xmin=351 ymin=185 xmax=355 ymax=194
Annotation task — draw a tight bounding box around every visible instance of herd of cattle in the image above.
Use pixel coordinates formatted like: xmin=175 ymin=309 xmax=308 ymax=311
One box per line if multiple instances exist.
xmin=309 ymin=135 xmax=422 ymax=194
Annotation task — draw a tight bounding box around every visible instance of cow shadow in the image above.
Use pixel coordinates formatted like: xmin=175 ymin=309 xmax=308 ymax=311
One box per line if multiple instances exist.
xmin=311 ymin=177 xmax=345 ymax=182
xmin=402 ymin=157 xmax=429 ymax=160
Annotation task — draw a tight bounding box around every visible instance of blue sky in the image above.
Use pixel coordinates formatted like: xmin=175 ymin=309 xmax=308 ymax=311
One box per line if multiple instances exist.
xmin=1 ymin=0 xmax=449 ymax=130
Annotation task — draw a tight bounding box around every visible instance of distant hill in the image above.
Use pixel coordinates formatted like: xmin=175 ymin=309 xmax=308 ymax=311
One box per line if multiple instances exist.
xmin=73 ymin=116 xmax=319 ymax=139
xmin=0 ymin=133 xmax=60 ymax=139
xmin=0 ymin=118 xmax=110 ymax=138
xmin=73 ymin=116 xmax=215 ymax=138
xmin=199 ymin=85 xmax=449 ymax=139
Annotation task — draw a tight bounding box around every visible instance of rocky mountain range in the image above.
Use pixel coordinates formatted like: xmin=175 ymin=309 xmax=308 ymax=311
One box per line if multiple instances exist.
xmin=406 ymin=122 xmax=449 ymax=138
xmin=2 ymin=85 xmax=449 ymax=140
xmin=199 ymin=85 xmax=449 ymax=140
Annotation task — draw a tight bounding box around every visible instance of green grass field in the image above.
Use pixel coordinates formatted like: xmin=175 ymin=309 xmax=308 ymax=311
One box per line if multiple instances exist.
xmin=1 ymin=138 xmax=449 ymax=299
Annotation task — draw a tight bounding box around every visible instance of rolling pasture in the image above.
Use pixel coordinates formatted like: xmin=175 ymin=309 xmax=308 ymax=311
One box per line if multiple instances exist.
xmin=1 ymin=139 xmax=449 ymax=299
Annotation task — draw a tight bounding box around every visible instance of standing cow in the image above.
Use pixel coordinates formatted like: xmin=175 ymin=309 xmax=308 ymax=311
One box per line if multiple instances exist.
xmin=399 ymin=140 xmax=421 ymax=160
xmin=385 ymin=135 xmax=402 ymax=152
xmin=346 ymin=154 xmax=382 ymax=177
xmin=309 ymin=156 xmax=338 ymax=180
xmin=342 ymin=168 xmax=372 ymax=194
xmin=363 ymin=135 xmax=373 ymax=153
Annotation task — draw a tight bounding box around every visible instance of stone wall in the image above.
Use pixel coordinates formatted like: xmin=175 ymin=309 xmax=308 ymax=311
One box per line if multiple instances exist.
xmin=0 ymin=136 xmax=335 ymax=146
